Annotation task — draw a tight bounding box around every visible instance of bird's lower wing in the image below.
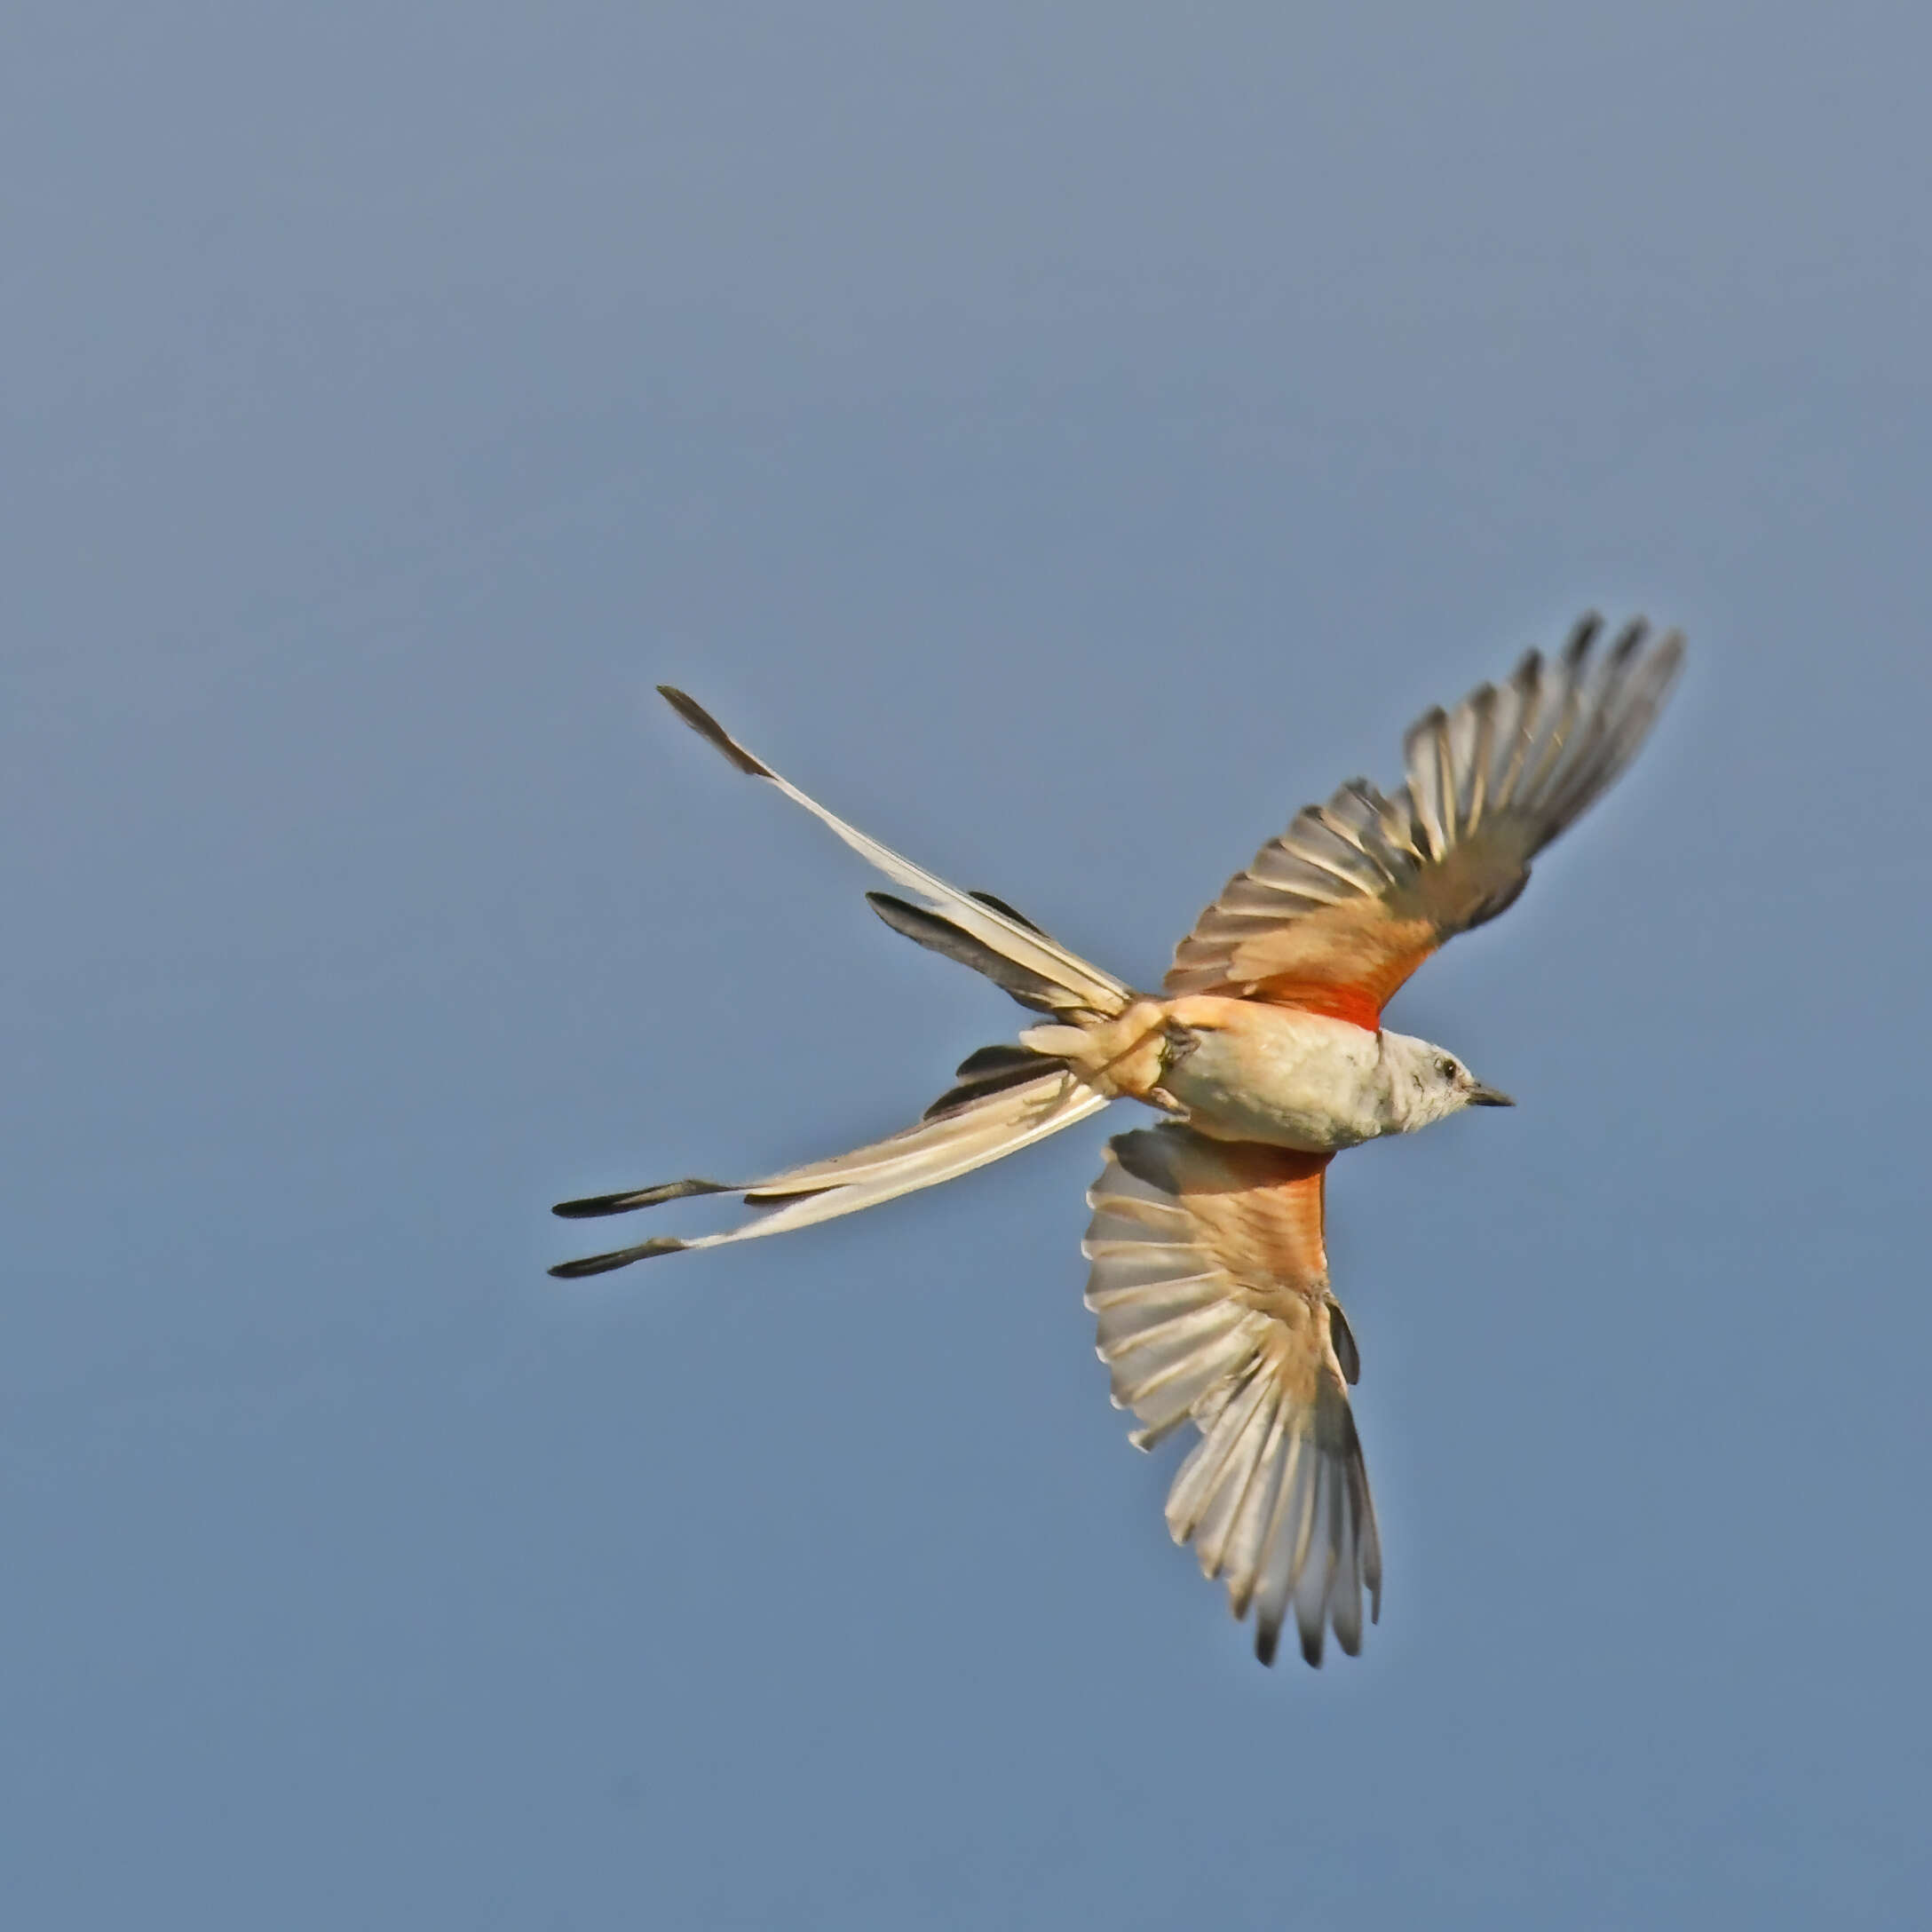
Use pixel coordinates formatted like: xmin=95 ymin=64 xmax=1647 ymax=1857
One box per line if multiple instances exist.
xmin=1083 ymin=1125 xmax=1380 ymax=1667
xmin=551 ymin=1067 xmax=1109 ymax=1276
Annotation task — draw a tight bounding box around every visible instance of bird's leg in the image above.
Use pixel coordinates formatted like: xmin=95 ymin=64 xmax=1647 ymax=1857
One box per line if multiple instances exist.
xmin=1019 ymin=1002 xmax=1197 ymax=1115
xmin=1144 ymin=1020 xmax=1200 ymax=1115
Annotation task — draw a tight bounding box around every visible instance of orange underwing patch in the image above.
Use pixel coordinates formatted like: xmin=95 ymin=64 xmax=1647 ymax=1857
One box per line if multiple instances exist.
xmin=1145 ymin=1132 xmax=1334 ymax=1289
xmin=1245 ymin=980 xmax=1385 ymax=1033
xmin=1237 ymin=934 xmax=1444 ymax=1032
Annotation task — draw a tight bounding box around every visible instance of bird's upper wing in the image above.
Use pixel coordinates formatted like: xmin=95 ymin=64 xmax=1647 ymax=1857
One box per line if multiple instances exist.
xmin=1163 ymin=616 xmax=1684 ymax=1026
xmin=1083 ymin=1124 xmax=1378 ymax=1666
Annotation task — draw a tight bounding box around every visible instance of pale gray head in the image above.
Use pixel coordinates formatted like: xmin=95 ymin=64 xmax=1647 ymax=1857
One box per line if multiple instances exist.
xmin=1379 ymin=1031 xmax=1516 ymax=1134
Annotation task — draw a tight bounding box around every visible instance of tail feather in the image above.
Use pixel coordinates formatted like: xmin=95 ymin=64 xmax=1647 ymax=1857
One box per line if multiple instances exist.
xmin=551 ymin=1176 xmax=735 ymax=1220
xmin=549 ymin=692 xmax=1136 ymax=1279
xmin=962 ymin=890 xmax=1050 ymax=935
xmin=867 ymin=892 xmax=1072 ymax=1013
xmin=923 ymin=1043 xmax=1067 ymax=1119
xmin=658 ymin=687 xmax=1132 ymax=1021
xmin=549 ymin=1065 xmax=1108 ymax=1278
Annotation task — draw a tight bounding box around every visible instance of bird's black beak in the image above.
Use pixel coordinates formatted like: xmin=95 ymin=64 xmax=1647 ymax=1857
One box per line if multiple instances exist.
xmin=1468 ymin=1084 xmax=1516 ymax=1107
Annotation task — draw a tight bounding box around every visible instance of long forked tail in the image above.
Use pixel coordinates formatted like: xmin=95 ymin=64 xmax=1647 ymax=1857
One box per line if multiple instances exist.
xmin=551 ymin=692 xmax=1138 ymax=1277
xmin=656 ymin=687 xmax=1133 ymax=1023
xmin=550 ymin=1057 xmax=1108 ymax=1277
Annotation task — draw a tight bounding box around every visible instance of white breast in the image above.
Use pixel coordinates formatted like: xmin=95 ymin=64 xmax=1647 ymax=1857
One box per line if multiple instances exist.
xmin=1160 ymin=1004 xmax=1390 ymax=1152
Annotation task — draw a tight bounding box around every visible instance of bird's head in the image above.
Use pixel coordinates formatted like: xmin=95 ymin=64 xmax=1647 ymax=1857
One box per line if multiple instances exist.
xmin=1381 ymin=1032 xmax=1516 ymax=1131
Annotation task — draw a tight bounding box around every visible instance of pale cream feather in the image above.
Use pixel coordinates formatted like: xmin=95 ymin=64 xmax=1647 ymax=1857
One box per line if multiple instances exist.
xmin=659 ymin=686 xmax=1132 ymax=1021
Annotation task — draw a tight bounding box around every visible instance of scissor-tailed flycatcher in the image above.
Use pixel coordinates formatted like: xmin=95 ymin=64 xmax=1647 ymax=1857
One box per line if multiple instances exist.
xmin=551 ymin=615 xmax=1683 ymax=1667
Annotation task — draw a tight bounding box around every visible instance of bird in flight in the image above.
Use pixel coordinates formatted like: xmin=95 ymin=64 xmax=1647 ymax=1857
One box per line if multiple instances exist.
xmin=551 ymin=615 xmax=1684 ymax=1667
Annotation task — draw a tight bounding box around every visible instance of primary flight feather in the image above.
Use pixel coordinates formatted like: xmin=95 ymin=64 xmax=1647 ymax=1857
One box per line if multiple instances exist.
xmin=551 ymin=614 xmax=1684 ymax=1667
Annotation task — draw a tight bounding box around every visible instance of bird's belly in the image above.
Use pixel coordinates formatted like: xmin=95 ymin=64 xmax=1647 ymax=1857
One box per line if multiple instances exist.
xmin=1160 ymin=1016 xmax=1385 ymax=1152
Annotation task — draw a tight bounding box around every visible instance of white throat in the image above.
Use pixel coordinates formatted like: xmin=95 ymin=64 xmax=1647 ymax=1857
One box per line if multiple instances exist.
xmin=1376 ymin=1030 xmax=1475 ymax=1134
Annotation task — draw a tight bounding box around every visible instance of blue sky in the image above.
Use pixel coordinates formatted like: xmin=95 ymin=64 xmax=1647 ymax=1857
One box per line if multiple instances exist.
xmin=6 ymin=4 xmax=1929 ymax=1925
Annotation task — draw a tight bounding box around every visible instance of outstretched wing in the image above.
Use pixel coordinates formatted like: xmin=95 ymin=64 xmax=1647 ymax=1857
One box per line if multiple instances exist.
xmin=1164 ymin=615 xmax=1684 ymax=1026
xmin=1082 ymin=1125 xmax=1379 ymax=1667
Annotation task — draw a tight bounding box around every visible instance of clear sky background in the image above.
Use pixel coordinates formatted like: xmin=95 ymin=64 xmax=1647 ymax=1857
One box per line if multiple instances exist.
xmin=6 ymin=4 xmax=1929 ymax=1926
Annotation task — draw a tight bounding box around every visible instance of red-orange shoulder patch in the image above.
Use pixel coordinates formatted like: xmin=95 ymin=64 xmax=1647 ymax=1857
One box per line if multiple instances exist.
xmin=1242 ymin=979 xmax=1385 ymax=1033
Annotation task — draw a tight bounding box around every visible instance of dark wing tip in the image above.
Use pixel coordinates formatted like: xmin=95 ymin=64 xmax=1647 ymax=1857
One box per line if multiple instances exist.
xmin=548 ymin=1237 xmax=688 ymax=1279
xmin=1326 ymin=1298 xmax=1362 ymax=1386
xmin=1563 ymin=611 xmax=1604 ymax=666
xmin=551 ymin=1177 xmax=733 ymax=1219
xmin=1608 ymin=614 xmax=1651 ymax=665
xmin=657 ymin=686 xmax=772 ymax=778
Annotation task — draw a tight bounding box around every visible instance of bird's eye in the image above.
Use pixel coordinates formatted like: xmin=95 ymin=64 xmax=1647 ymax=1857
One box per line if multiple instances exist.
xmin=1437 ymin=1057 xmax=1459 ymax=1081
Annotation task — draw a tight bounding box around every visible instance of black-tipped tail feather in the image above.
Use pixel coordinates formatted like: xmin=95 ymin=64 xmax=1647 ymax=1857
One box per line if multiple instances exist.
xmin=548 ymin=1061 xmax=1111 ymax=1279
xmin=923 ymin=1041 xmax=1069 ymax=1120
xmin=656 ymin=685 xmax=1132 ymax=1022
xmin=963 ymin=890 xmax=1048 ymax=935
xmin=867 ymin=892 xmax=1073 ymax=1013
xmin=548 ymin=1236 xmax=689 ymax=1278
xmin=657 ymin=685 xmax=772 ymax=776
xmin=556 ymin=686 xmax=1126 ymax=1279
xmin=551 ymin=1176 xmax=734 ymax=1220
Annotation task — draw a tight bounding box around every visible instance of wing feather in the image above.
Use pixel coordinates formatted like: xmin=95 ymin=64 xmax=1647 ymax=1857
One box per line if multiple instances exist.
xmin=1163 ymin=615 xmax=1684 ymax=1020
xmin=1081 ymin=1125 xmax=1380 ymax=1666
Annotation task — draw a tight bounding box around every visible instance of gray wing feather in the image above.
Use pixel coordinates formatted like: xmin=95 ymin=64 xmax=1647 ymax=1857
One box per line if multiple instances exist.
xmin=1165 ymin=615 xmax=1684 ymax=998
